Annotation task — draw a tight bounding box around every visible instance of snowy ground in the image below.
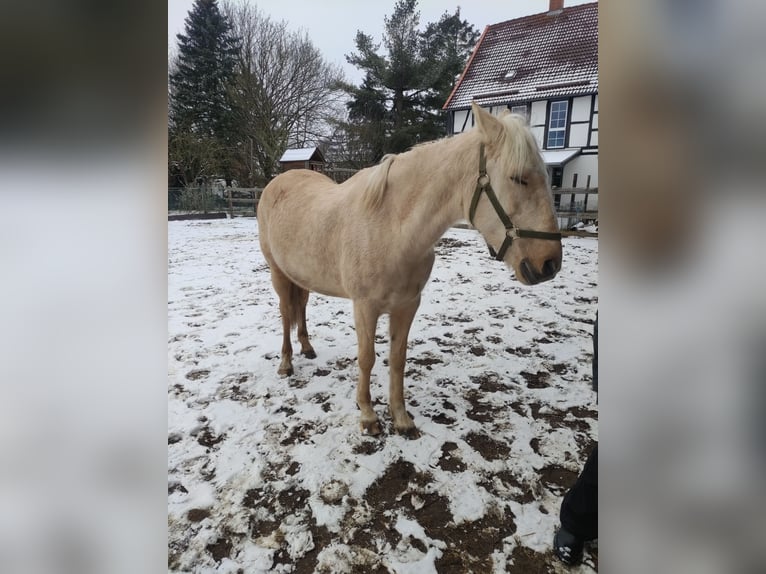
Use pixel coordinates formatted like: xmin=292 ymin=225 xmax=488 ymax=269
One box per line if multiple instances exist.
xmin=168 ymin=218 xmax=598 ymax=573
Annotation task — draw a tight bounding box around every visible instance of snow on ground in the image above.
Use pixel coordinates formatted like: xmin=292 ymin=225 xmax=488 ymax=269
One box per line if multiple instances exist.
xmin=168 ymin=218 xmax=598 ymax=573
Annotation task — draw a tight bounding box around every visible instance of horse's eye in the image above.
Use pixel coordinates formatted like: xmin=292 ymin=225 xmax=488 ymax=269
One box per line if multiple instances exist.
xmin=511 ymin=176 xmax=528 ymax=186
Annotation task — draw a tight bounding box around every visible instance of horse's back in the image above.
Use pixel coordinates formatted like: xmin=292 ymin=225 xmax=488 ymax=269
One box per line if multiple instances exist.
xmin=258 ymin=170 xmax=349 ymax=297
xmin=259 ymin=170 xmax=338 ymax=235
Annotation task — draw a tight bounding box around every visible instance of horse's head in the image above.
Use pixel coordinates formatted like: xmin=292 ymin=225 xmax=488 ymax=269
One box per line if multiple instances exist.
xmin=469 ymin=102 xmax=562 ymax=285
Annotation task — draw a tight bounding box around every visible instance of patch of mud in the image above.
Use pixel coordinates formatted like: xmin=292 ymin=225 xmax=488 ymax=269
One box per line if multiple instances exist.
xmin=206 ymin=536 xmax=232 ymax=563
xmin=334 ymin=357 xmax=354 ymax=370
xmin=520 ymin=370 xmax=550 ymax=389
xmin=539 ymin=465 xmax=579 ymax=494
xmin=437 ymin=442 xmax=467 ymax=472
xmin=481 ymin=470 xmax=537 ymax=504
xmin=407 ymin=353 xmax=444 ymax=368
xmin=529 ymin=403 xmax=593 ymax=435
xmin=280 ymin=422 xmax=327 ymax=446
xmin=186 ymin=369 xmax=210 ymax=380
xmin=465 ymin=389 xmax=501 ymax=424
xmin=187 ymin=508 xmax=210 ymax=522
xmin=470 ymin=371 xmax=506 ymax=393
xmin=352 ymin=439 xmax=384 ymax=456
xmin=432 ymin=504 xmax=516 ymax=573
xmin=505 ymin=346 xmax=532 ymax=356
xmin=431 ymin=412 xmax=456 ymax=425
xmin=508 ymin=545 xmax=555 ymax=573
xmin=464 ymin=431 xmax=511 ymax=461
xmin=196 ymin=428 xmax=225 ymax=448
xmin=437 ymin=237 xmax=472 ymax=250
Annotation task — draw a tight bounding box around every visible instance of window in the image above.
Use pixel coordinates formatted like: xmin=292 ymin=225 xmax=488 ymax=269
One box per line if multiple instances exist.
xmin=510 ymin=104 xmax=528 ymax=121
xmin=546 ymin=100 xmax=568 ymax=148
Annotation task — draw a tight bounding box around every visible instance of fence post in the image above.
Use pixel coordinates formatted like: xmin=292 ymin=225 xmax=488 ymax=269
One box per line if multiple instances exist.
xmin=228 ymin=188 xmax=233 ymax=219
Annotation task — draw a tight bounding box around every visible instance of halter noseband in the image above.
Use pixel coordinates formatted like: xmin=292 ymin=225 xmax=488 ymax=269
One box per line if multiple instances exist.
xmin=468 ymin=143 xmax=562 ymax=261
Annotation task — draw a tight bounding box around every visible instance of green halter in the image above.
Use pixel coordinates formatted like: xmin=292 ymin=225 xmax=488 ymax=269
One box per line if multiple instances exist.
xmin=468 ymin=144 xmax=562 ymax=261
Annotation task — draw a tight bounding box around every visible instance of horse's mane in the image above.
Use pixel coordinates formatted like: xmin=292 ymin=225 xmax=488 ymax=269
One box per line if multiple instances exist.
xmin=362 ymin=154 xmax=395 ymax=211
xmin=494 ymin=113 xmax=545 ymax=178
xmin=359 ymin=113 xmax=543 ymax=212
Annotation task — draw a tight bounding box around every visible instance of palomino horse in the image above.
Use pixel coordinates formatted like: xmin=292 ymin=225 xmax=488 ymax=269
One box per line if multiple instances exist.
xmin=258 ymin=102 xmax=562 ymax=435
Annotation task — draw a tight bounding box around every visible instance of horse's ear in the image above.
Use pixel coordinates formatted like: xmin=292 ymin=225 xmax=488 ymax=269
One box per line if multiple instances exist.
xmin=472 ymin=102 xmax=504 ymax=145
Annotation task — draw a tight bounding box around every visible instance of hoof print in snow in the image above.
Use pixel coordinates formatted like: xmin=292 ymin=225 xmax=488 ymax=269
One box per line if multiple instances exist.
xmin=353 ymin=439 xmax=384 ymax=456
xmin=186 ymin=508 xmax=210 ymax=522
xmin=185 ymin=369 xmax=210 ymax=380
xmin=463 ymin=431 xmax=510 ymax=461
xmin=520 ymin=370 xmax=550 ymax=389
xmin=206 ymin=537 xmax=232 ymax=563
xmin=320 ymin=480 xmax=349 ymax=505
xmin=196 ymin=428 xmax=225 ymax=448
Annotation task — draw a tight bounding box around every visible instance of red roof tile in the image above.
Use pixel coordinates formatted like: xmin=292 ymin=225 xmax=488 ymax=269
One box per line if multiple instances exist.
xmin=443 ymin=2 xmax=598 ymax=110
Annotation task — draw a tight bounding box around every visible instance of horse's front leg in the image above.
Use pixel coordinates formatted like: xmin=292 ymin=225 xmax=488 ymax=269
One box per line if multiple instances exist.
xmin=353 ymin=300 xmax=381 ymax=435
xmin=389 ymin=297 xmax=421 ymax=436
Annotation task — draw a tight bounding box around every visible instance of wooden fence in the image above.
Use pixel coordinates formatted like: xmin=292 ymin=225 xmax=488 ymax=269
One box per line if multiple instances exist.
xmin=168 ymin=186 xmax=262 ymax=218
xmin=169 ymin=184 xmax=597 ymax=236
xmin=553 ymin=187 xmax=598 ymax=237
xmin=225 ymin=187 xmax=263 ymax=217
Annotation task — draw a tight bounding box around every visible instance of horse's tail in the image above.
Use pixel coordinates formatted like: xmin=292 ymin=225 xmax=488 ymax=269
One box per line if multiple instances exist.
xmin=285 ymin=280 xmax=305 ymax=331
xmin=363 ymin=154 xmax=395 ymax=211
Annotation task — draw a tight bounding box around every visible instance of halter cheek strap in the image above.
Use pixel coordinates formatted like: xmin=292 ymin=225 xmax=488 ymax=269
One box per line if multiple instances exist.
xmin=468 ymin=144 xmax=562 ymax=261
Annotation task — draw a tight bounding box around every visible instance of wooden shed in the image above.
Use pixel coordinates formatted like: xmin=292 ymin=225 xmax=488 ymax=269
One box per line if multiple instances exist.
xmin=279 ymin=147 xmax=326 ymax=172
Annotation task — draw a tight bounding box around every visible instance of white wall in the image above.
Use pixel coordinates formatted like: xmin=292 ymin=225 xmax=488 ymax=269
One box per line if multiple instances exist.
xmin=564 ymin=154 xmax=598 ymax=188
xmin=530 ymin=100 xmax=547 ymax=127
xmin=571 ymin=95 xmax=591 ymax=122
xmin=453 ymin=109 xmax=470 ymax=133
xmin=569 ymin=123 xmax=590 ymax=148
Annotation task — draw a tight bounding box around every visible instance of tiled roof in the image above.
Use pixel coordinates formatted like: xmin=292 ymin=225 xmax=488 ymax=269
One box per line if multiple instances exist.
xmin=443 ymin=2 xmax=598 ymax=110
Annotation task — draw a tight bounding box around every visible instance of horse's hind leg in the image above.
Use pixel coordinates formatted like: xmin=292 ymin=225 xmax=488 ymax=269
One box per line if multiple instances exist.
xmin=269 ymin=266 xmax=295 ymax=377
xmin=389 ymin=297 xmax=420 ymax=436
xmin=353 ymin=300 xmax=381 ymax=435
xmin=296 ymin=288 xmax=316 ymax=359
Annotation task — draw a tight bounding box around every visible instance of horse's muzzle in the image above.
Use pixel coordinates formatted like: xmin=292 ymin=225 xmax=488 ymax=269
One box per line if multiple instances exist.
xmin=520 ymin=257 xmax=560 ymax=284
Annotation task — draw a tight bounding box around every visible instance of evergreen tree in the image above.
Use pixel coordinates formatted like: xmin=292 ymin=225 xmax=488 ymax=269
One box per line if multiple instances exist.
xmin=341 ymin=0 xmax=478 ymax=160
xmin=169 ymin=0 xmax=240 ymax=181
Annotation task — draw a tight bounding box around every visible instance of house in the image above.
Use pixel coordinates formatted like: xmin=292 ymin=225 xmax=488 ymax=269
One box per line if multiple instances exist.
xmin=279 ymin=147 xmax=326 ymax=173
xmin=443 ymin=0 xmax=598 ymax=226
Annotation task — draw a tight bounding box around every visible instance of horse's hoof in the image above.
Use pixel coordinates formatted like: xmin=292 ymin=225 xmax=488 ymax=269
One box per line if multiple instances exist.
xmin=301 ymin=349 xmax=317 ymax=359
xmin=278 ymin=367 xmax=293 ymax=377
xmin=360 ymin=419 xmax=382 ymax=436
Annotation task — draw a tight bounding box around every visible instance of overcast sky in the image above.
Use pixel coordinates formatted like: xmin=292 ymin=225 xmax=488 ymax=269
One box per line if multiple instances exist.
xmin=168 ymin=0 xmax=595 ymax=84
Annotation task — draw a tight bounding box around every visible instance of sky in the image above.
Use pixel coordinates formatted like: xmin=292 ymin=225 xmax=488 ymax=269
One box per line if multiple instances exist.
xmin=168 ymin=0 xmax=596 ymax=85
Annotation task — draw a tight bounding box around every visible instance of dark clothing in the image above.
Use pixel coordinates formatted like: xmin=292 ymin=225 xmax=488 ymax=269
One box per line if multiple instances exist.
xmin=592 ymin=312 xmax=598 ymax=393
xmin=559 ymin=444 xmax=598 ymax=540
xmin=559 ymin=315 xmax=598 ymax=541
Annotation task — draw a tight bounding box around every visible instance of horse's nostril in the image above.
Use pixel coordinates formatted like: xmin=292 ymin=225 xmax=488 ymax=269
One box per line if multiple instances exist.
xmin=542 ymin=258 xmax=559 ymax=278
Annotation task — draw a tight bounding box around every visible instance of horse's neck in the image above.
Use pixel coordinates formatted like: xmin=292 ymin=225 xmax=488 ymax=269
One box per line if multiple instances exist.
xmin=388 ymin=132 xmax=478 ymax=255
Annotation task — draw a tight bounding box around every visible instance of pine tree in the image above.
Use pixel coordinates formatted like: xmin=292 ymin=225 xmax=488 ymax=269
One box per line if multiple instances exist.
xmin=169 ymin=0 xmax=240 ymax=182
xmin=342 ymin=0 xmax=478 ymax=160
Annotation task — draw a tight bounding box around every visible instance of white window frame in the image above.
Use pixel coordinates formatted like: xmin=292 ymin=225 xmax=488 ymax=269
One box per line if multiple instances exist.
xmin=546 ymin=100 xmax=569 ymax=149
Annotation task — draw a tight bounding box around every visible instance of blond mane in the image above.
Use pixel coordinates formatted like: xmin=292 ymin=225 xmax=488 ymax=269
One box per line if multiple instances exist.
xmin=362 ymin=154 xmax=396 ymax=211
xmin=494 ymin=113 xmax=545 ymax=177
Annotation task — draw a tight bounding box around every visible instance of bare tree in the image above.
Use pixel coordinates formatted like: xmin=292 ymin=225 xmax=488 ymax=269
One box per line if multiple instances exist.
xmin=224 ymin=1 xmax=346 ymax=184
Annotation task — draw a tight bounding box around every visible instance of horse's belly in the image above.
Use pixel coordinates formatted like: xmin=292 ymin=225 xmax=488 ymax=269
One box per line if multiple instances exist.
xmin=281 ymin=263 xmax=349 ymax=299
